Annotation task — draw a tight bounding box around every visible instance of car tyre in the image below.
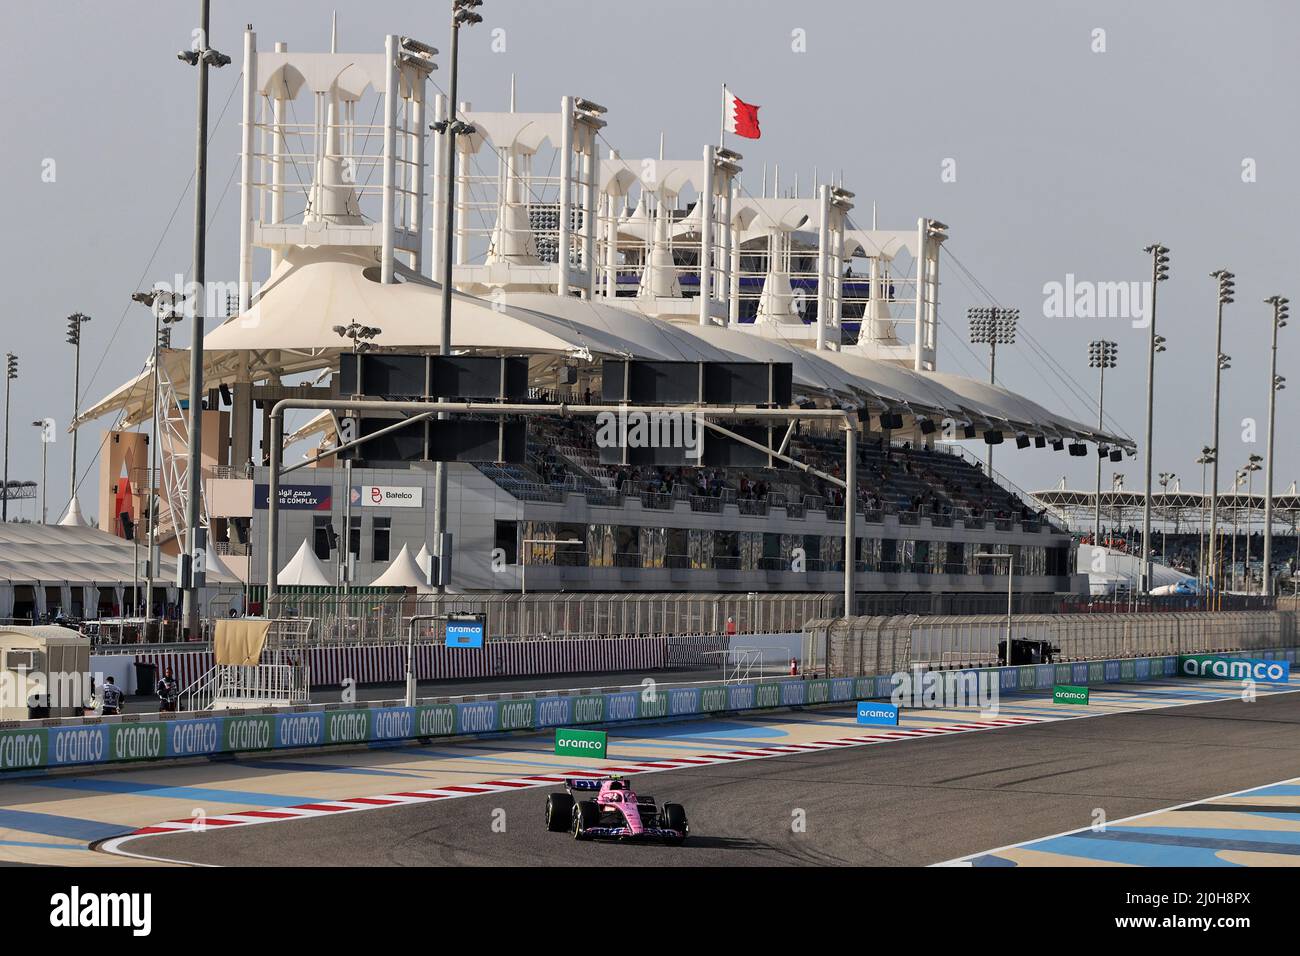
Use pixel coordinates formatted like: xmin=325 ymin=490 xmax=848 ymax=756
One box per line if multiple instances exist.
xmin=572 ymin=799 xmax=599 ymax=840
xmin=546 ymin=793 xmax=574 ymax=832
xmin=661 ymin=802 xmax=688 ymax=844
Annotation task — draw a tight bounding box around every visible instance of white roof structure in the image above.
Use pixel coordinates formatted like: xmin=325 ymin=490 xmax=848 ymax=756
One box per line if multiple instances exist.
xmin=57 ymin=496 xmax=89 ymax=527
xmin=1078 ymin=546 xmax=1192 ymax=596
xmin=72 ymin=30 xmax=1135 ymax=456
xmin=0 ymin=523 xmax=239 ymax=588
xmin=207 ymin=248 xmax=625 ymax=359
xmin=277 ymin=539 xmax=334 ymax=587
xmin=369 ymin=544 xmax=429 ymax=590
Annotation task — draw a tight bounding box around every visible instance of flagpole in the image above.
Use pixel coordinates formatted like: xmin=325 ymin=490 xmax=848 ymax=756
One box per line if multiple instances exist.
xmin=720 ymin=83 xmax=727 ymax=149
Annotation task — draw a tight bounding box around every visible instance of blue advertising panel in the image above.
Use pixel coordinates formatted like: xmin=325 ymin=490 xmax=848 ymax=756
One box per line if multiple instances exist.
xmin=727 ymin=684 xmax=756 ymax=711
xmin=856 ymin=701 xmax=900 ymax=726
xmin=48 ymin=725 xmax=110 ymax=766
xmin=668 ymin=687 xmax=701 ymax=716
xmin=371 ymin=706 xmax=416 ymax=741
xmin=166 ymin=718 xmax=222 ymax=757
xmin=275 ymin=712 xmax=325 ymax=749
xmin=454 ymin=700 xmax=499 ymax=734
xmin=534 ymin=696 xmax=573 ymax=728
xmin=254 ymin=484 xmax=332 ymax=510
xmin=781 ymin=681 xmax=807 ymax=706
xmin=604 ymin=692 xmax=639 ymax=723
xmin=446 ymin=616 xmax=485 ymax=648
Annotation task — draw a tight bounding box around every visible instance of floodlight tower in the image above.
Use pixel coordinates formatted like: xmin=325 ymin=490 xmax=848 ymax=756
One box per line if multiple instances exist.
xmin=968 ymin=306 xmax=1018 ymax=476
xmin=1262 ymin=295 xmax=1289 ymax=596
xmin=65 ymin=313 xmax=90 ymax=518
xmin=1139 ymin=243 xmax=1171 ymax=592
xmin=1206 ymin=269 xmax=1234 ymax=599
xmin=2 ymin=353 xmax=15 ymax=522
xmin=1088 ymin=340 xmax=1118 ymax=542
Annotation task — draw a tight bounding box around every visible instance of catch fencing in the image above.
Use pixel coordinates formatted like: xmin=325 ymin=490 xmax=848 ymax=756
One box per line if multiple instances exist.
xmin=254 ymin=590 xmax=839 ymax=644
xmin=804 ymin=610 xmax=1299 ymax=677
xmin=123 ymin=634 xmax=730 ymax=691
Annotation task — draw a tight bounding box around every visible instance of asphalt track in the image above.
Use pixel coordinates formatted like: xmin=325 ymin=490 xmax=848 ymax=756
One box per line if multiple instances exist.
xmin=137 ymin=690 xmax=1300 ymax=866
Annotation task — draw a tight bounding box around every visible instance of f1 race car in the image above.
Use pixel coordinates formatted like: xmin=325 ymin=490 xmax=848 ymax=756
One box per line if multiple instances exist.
xmin=544 ymin=776 xmax=689 ymax=844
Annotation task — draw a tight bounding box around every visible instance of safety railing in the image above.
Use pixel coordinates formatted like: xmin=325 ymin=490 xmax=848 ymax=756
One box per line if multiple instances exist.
xmin=182 ymin=663 xmax=312 ymax=711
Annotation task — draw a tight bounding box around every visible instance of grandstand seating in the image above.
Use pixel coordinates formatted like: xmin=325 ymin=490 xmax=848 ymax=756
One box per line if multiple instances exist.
xmin=473 ymin=418 xmax=1052 ymax=531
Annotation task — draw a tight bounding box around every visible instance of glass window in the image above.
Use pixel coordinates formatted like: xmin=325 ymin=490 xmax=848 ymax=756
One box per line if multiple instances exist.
xmin=313 ymin=516 xmax=332 ymax=560
xmin=372 ymin=517 xmax=391 ymax=563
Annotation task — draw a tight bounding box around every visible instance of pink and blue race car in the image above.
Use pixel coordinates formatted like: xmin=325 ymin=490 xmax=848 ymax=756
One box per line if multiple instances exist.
xmin=544 ymin=776 xmax=689 ymax=844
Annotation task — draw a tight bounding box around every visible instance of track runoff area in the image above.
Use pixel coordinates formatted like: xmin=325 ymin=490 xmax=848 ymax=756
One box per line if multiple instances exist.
xmin=0 ymin=666 xmax=1289 ymax=875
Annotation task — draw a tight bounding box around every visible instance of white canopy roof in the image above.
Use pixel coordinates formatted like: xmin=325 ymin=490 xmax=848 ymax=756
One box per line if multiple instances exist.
xmin=277 ymin=539 xmax=333 ymax=587
xmin=206 ymin=248 xmax=615 ymax=358
xmin=369 ymin=543 xmax=429 ymax=590
xmin=0 ymin=523 xmax=239 ymax=588
xmin=75 ymin=245 xmax=1132 ymax=450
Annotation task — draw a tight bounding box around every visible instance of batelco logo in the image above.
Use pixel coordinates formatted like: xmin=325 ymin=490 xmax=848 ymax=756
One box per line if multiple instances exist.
xmin=49 ymin=887 xmax=152 ymax=936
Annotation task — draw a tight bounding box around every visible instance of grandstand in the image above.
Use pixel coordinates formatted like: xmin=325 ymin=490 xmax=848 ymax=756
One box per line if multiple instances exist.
xmin=67 ymin=26 xmax=1133 ymax=618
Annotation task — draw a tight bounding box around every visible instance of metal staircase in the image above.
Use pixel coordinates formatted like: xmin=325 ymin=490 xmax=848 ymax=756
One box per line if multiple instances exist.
xmin=181 ymin=663 xmax=312 ymax=711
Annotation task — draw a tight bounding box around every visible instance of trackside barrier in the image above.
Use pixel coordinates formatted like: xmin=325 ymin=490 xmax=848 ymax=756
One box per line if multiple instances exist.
xmin=1 ymin=647 xmax=1294 ymax=773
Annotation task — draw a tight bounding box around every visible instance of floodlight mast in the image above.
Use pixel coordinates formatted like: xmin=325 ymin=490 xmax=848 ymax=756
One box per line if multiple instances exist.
xmin=178 ymin=0 xmax=230 ymax=637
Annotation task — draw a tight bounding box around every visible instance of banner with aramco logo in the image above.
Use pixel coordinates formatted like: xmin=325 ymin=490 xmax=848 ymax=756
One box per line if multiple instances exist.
xmin=555 ymin=727 xmax=607 ymax=759
xmin=1179 ymin=655 xmax=1291 ymax=684
xmin=1053 ymin=684 xmax=1090 ymax=705
xmin=856 ymin=701 xmax=899 ymax=726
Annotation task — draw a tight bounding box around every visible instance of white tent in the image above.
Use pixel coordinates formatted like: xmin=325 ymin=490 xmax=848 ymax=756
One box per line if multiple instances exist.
xmin=57 ymin=496 xmax=89 ymax=527
xmin=369 ymin=543 xmax=429 ymax=589
xmin=1077 ymin=546 xmax=1192 ymax=596
xmin=277 ymin=539 xmax=334 ymax=587
xmin=415 ymin=543 xmax=432 ymax=579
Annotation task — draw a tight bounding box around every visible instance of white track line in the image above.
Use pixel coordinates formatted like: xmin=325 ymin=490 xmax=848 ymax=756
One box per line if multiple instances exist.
xmin=934 ymin=772 xmax=1300 ymax=866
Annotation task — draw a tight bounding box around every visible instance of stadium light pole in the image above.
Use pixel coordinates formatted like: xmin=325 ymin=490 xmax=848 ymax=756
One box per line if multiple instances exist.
xmin=1140 ymin=243 xmax=1170 ymax=593
xmin=2 ymin=354 xmax=15 ymax=522
xmin=1158 ymin=471 xmax=1176 ymax=566
xmin=431 ymin=0 xmax=483 ymax=594
xmin=332 ymin=322 xmax=382 ymax=598
xmin=1262 ymin=296 xmax=1288 ymax=597
xmin=1243 ymin=455 xmax=1262 ymax=592
xmin=968 ymin=306 xmax=1018 ymax=477
xmin=176 ymin=0 xmax=230 ymax=638
xmin=1195 ymin=446 xmax=1214 ymax=593
xmin=1207 ymin=269 xmax=1234 ymax=602
xmin=65 ymin=313 xmax=90 ymax=518
xmin=1088 ymin=340 xmax=1118 ymax=543
xmin=1230 ymin=467 xmax=1247 ymax=592
xmin=30 ymin=420 xmax=49 ymax=524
